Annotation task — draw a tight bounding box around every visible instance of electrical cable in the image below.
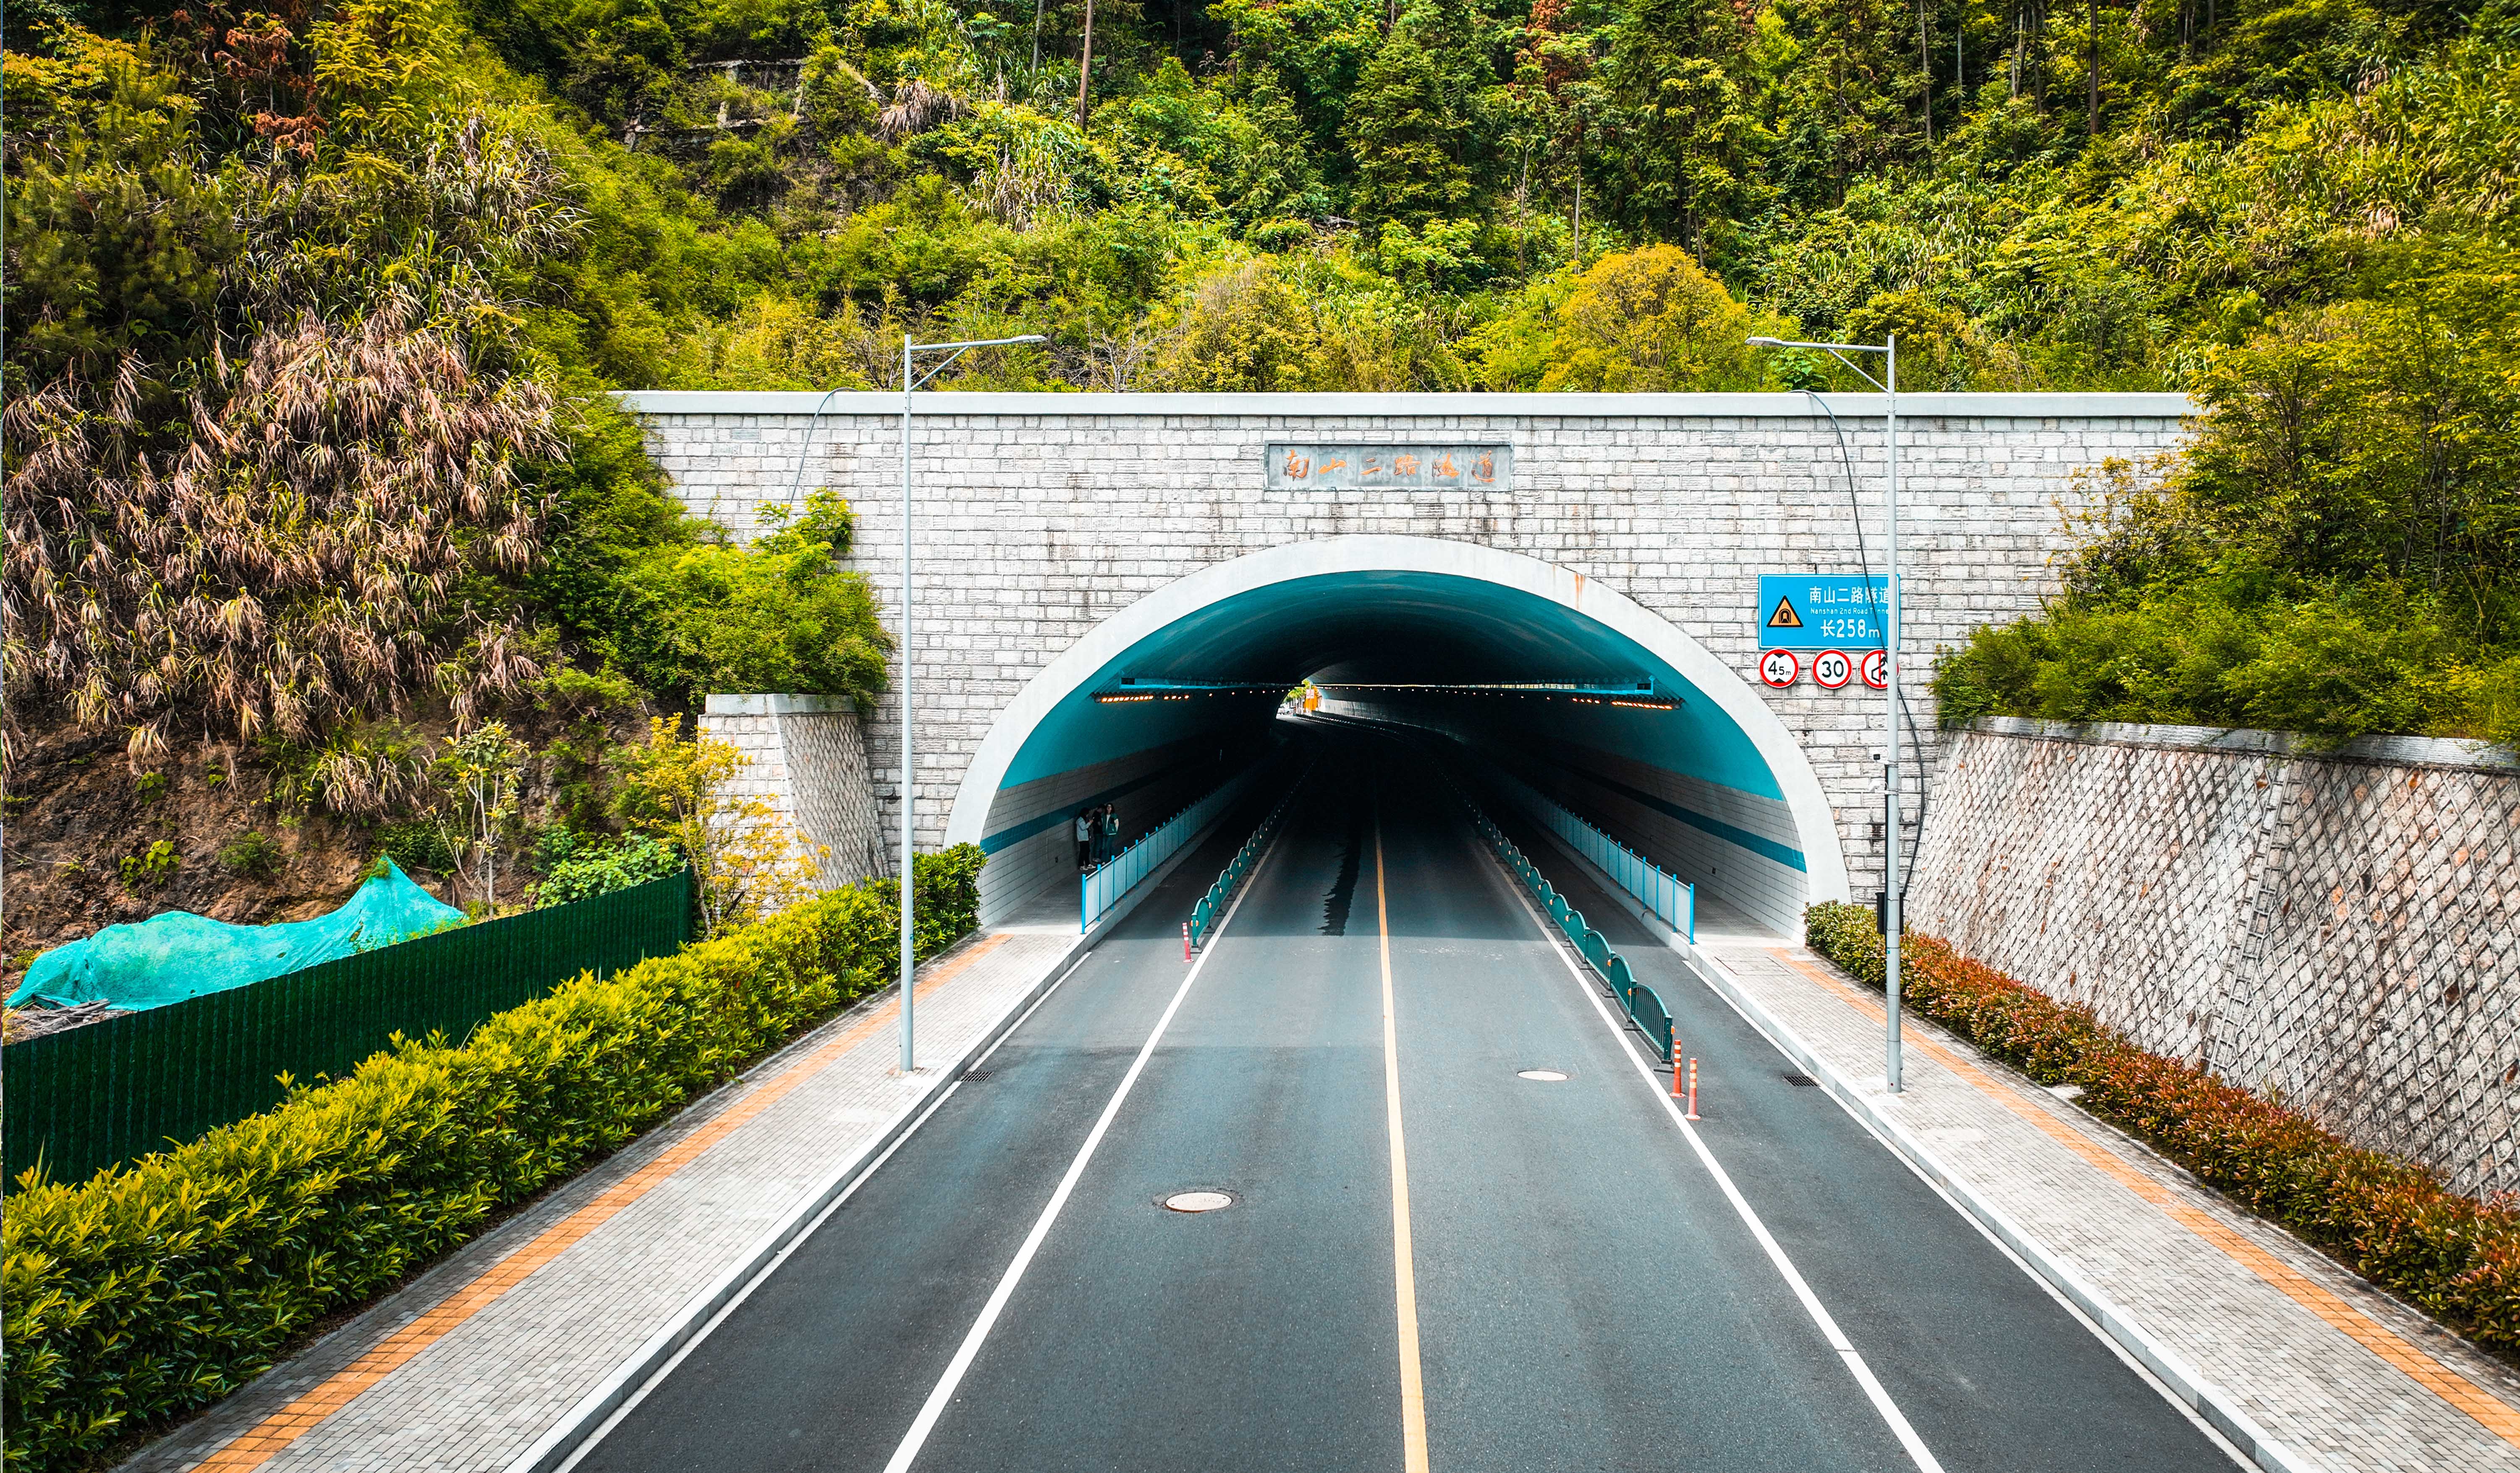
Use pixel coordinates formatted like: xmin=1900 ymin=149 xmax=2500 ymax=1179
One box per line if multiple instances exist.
xmin=1803 ymin=390 xmax=1930 ymax=911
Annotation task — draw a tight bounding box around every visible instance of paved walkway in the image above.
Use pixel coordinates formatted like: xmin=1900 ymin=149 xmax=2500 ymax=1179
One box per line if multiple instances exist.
xmin=122 ymin=925 xmax=1085 ymax=1473
xmin=1692 ymin=930 xmax=2520 ymax=1473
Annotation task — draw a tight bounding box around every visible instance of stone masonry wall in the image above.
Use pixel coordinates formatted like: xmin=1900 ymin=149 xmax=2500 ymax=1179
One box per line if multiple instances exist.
xmin=699 ymin=695 xmax=889 ymax=889
xmin=628 ymin=389 xmax=2194 ymax=912
xmin=1908 ymin=718 xmax=2520 ymax=1195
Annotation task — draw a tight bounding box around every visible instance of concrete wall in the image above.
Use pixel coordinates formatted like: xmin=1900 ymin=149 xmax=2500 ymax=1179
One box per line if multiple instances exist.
xmin=698 ymin=695 xmax=888 ymax=889
xmin=973 ymin=729 xmax=1272 ymax=926
xmin=1908 ymin=718 xmax=2520 ymax=1196
xmin=626 ymin=389 xmax=2193 ymax=909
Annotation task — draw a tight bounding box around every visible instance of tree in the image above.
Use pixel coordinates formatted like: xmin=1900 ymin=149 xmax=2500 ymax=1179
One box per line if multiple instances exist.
xmin=1341 ymin=4 xmax=1490 ymax=227
xmin=1533 ymin=245 xmax=1769 ymax=390
xmin=1600 ymin=0 xmax=1764 ymax=252
xmin=611 ymin=716 xmax=826 ymax=937
xmin=432 ymin=723 xmax=527 ymax=909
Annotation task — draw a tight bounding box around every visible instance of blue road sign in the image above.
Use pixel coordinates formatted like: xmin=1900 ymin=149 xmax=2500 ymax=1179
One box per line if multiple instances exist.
xmin=1758 ymin=575 xmax=1888 ymax=650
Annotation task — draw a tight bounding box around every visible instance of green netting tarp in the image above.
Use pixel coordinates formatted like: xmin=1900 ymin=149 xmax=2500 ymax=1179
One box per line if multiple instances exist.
xmin=6 ymin=859 xmax=467 ymax=1012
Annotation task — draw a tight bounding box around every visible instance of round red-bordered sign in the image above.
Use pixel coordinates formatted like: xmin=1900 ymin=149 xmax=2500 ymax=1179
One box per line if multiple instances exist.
xmin=1759 ymin=649 xmax=1800 ymax=688
xmin=1812 ymin=650 xmax=1854 ymax=689
xmin=1859 ymin=648 xmax=1889 ymax=689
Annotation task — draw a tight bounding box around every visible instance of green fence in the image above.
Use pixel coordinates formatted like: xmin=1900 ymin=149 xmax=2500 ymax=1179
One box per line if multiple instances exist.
xmin=3 ymin=868 xmax=695 ymax=1185
xmin=1455 ymin=785 xmax=1675 ymax=1062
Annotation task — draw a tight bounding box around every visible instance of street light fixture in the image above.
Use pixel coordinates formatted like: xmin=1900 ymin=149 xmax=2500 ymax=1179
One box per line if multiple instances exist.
xmin=1748 ymin=333 xmax=1908 ymax=1094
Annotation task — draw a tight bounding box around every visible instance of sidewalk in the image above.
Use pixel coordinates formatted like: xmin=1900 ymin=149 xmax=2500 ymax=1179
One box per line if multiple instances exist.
xmin=119 ymin=924 xmax=1085 ymax=1473
xmin=1693 ymin=930 xmax=2520 ymax=1473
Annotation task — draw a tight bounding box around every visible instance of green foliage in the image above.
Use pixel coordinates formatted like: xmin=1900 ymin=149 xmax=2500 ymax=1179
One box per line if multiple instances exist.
xmin=0 ymin=860 xmax=983 ymax=1471
xmin=600 ymin=492 xmax=895 ymax=707
xmin=1805 ymin=902 xmax=2520 ymax=1355
xmin=217 ymin=831 xmax=286 ymax=880
xmin=376 ymin=820 xmax=458 ymax=875
xmin=531 ymin=832 xmax=687 ymax=906
xmin=1937 ymin=262 xmax=2520 ymax=744
xmin=117 ymin=841 xmax=181 ymax=890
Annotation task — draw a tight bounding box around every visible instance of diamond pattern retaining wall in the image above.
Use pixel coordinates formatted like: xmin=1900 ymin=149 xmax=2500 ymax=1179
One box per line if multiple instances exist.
xmin=1909 ymin=717 xmax=2520 ymax=1195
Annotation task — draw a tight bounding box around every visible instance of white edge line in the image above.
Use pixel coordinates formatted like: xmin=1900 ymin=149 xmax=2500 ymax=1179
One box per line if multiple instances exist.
xmin=1507 ymin=813 xmax=2301 ymax=1473
xmin=1678 ymin=945 xmax=2310 ymax=1473
xmin=508 ymin=790 xmax=1250 ymax=1473
xmin=1467 ymin=821 xmax=1947 ymax=1473
xmin=877 ymin=807 xmax=1295 ymax=1473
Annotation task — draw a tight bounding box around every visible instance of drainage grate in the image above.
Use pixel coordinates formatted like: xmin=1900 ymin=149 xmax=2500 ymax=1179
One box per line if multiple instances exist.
xmin=1782 ymin=1073 xmax=1818 ymax=1086
xmin=957 ymin=1069 xmax=993 ymax=1083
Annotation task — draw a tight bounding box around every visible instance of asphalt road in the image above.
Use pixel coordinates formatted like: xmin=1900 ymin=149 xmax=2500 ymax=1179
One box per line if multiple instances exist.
xmin=571 ymin=733 xmax=2238 ymax=1473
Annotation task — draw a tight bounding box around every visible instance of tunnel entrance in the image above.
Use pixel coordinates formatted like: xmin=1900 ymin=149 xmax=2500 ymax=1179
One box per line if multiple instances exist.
xmin=946 ymin=537 xmax=1847 ymax=933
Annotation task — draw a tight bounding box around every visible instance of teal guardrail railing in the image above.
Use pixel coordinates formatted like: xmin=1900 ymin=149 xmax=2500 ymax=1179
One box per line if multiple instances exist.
xmin=1456 ymin=785 xmax=1675 ymax=1062
xmin=1080 ymin=763 xmax=1275 ymax=932
xmin=1487 ymin=769 xmax=1694 ymax=943
xmin=1187 ymin=765 xmax=1312 ymax=947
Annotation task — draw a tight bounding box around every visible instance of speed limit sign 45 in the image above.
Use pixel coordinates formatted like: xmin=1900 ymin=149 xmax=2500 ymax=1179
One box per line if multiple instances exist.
xmin=1859 ymin=649 xmax=1889 ymax=689
xmin=1759 ymin=649 xmax=1799 ymax=688
xmin=1812 ymin=650 xmax=1854 ymax=689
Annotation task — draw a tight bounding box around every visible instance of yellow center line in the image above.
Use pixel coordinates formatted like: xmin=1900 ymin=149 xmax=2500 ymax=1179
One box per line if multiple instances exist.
xmin=1377 ymin=813 xmax=1432 ymax=1473
xmin=191 ymin=933 xmax=1012 ymax=1473
xmin=1768 ymin=946 xmax=2520 ymax=1447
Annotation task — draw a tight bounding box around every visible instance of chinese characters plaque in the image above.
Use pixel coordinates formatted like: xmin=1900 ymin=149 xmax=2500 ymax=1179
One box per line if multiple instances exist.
xmin=1264 ymin=443 xmax=1513 ymax=493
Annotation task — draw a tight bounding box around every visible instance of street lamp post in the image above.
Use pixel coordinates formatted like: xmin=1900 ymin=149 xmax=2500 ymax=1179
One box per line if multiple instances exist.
xmin=784 ymin=333 xmax=1044 ymax=1075
xmin=1748 ymin=333 xmax=1905 ymax=1093
xmin=892 ymin=333 xmax=1044 ymax=1072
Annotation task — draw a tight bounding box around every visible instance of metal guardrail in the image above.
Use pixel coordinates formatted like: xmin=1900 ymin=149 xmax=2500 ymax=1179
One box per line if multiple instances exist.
xmin=1457 ymin=788 xmax=1675 ymax=1063
xmin=1187 ymin=765 xmax=1313 ymax=947
xmin=1486 ymin=769 xmax=1694 ymax=942
xmin=1080 ymin=765 xmax=1272 ymax=931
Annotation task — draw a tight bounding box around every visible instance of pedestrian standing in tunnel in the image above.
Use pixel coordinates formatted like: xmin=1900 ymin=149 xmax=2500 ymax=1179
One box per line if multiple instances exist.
xmin=1075 ymin=808 xmax=1094 ymax=870
xmin=1102 ymin=804 xmax=1121 ymax=863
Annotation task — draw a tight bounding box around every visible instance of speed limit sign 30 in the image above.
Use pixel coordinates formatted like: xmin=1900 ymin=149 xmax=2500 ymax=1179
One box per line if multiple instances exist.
xmin=1812 ymin=650 xmax=1854 ymax=689
xmin=1759 ymin=649 xmax=1800 ymax=688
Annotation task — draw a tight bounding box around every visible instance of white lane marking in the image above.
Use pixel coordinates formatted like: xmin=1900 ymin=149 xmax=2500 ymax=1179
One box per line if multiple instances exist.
xmin=1479 ymin=836 xmax=1948 ymax=1473
xmin=550 ymin=961 xmax=1089 ymax=1473
xmin=879 ymin=827 xmax=1290 ymax=1473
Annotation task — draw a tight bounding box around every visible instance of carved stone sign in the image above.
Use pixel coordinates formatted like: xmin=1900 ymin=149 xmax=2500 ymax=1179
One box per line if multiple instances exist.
xmin=1265 ymin=443 xmax=1513 ymax=493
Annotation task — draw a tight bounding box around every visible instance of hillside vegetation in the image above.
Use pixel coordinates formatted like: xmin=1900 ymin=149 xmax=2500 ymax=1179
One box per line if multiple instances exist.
xmin=3 ymin=0 xmax=2515 ymax=953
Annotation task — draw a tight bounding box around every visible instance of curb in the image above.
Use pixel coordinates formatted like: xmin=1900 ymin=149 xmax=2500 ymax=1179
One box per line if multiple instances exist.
xmin=504 ymin=807 xmax=1235 ymax=1473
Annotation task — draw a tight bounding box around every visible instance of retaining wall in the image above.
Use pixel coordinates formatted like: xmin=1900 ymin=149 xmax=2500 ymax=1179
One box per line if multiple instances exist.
xmin=1908 ymin=717 xmax=2520 ymax=1195
xmin=699 ymin=695 xmax=890 ymax=889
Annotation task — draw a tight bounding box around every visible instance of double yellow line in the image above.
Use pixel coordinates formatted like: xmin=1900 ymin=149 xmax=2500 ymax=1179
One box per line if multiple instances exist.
xmin=1376 ymin=812 xmax=1433 ymax=1473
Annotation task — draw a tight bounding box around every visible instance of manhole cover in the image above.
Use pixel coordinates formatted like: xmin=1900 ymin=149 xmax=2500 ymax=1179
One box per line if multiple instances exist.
xmin=1162 ymin=1191 xmax=1235 ymax=1213
xmin=1517 ymin=1068 xmax=1570 ymax=1082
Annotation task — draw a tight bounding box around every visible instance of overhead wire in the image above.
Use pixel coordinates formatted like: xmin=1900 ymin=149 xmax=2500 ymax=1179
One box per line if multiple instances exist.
xmin=1802 ymin=390 xmax=1931 ymax=911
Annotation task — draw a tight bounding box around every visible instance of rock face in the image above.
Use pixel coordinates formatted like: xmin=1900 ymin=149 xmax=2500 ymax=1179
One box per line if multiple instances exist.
xmin=1908 ymin=717 xmax=2520 ymax=1196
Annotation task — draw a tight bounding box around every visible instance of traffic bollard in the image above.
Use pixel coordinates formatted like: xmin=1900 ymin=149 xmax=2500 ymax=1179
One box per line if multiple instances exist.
xmin=1685 ymin=1059 xmax=1700 ymax=1121
xmin=1672 ymin=1044 xmax=1685 ymax=1097
xmin=1182 ymin=922 xmax=1192 ymax=962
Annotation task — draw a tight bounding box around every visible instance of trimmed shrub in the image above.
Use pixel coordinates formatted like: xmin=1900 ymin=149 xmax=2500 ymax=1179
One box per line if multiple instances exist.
xmin=1 ymin=847 xmax=984 ymax=1473
xmin=1805 ymin=902 xmax=2520 ymax=1352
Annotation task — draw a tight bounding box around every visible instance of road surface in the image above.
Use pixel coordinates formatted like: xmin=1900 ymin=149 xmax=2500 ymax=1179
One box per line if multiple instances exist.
xmin=570 ymin=732 xmax=2236 ymax=1473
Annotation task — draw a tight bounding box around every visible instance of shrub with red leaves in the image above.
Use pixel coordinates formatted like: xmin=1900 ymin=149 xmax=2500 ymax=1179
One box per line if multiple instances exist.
xmin=1806 ymin=901 xmax=2520 ymax=1352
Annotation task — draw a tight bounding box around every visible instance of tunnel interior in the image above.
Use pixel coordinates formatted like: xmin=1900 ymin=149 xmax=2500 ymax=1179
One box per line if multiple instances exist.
xmin=969 ymin=569 xmax=1820 ymax=935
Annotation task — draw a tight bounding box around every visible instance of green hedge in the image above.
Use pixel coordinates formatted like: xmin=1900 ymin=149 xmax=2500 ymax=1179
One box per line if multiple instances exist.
xmin=0 ymin=848 xmax=984 ymax=1473
xmin=1806 ymin=902 xmax=2520 ymax=1353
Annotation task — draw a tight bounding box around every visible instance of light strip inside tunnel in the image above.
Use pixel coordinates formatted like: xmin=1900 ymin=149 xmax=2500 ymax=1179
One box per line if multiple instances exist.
xmin=1316 ymin=681 xmax=1680 ymax=710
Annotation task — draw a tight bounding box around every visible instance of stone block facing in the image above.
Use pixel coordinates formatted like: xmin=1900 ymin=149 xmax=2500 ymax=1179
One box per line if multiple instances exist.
xmin=1908 ymin=718 xmax=2520 ymax=1195
xmin=699 ymin=695 xmax=888 ymax=889
xmin=631 ymin=392 xmax=2193 ymax=918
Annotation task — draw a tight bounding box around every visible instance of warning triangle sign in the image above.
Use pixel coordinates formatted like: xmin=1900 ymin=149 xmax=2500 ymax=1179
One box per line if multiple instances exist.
xmin=1766 ymin=595 xmax=1804 ymax=629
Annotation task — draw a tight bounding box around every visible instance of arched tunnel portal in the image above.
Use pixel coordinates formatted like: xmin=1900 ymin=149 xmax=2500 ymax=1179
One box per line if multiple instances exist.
xmin=949 ymin=537 xmax=1847 ymax=934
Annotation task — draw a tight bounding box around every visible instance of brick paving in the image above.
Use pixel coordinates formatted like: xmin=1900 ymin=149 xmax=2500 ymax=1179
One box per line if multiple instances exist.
xmin=120 ymin=926 xmax=1082 ymax=1473
xmin=1698 ymin=932 xmax=2520 ymax=1473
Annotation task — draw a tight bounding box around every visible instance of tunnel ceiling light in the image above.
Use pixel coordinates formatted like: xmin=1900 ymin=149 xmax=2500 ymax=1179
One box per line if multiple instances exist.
xmin=1309 ymin=680 xmax=1678 ymax=710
